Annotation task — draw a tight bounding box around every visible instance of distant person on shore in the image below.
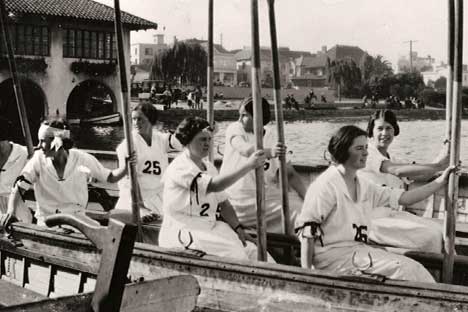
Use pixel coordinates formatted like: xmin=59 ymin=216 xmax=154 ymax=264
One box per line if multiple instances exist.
xmin=297 ymin=125 xmax=455 ymax=282
xmin=0 ymin=118 xmax=133 ymax=228
xmin=220 ymin=97 xmax=306 ymax=233
xmin=320 ymin=94 xmax=327 ymax=103
xmin=359 ymin=109 xmax=449 ymax=253
xmin=115 ymin=103 xmax=182 ymax=220
xmin=159 ymin=116 xmax=275 ymax=261
xmin=0 ymin=116 xmax=30 ymax=221
xmin=194 ymin=86 xmax=203 ymax=110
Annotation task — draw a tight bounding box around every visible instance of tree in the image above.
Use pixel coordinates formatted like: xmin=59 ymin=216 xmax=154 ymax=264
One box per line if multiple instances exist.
xmin=434 ymin=76 xmax=447 ymax=91
xmin=327 ymin=58 xmax=362 ymax=100
xmin=150 ymin=41 xmax=207 ymax=86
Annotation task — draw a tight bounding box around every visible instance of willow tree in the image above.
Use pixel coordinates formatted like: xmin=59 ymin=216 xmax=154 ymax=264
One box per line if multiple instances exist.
xmin=150 ymin=41 xmax=207 ymax=86
xmin=327 ymin=58 xmax=362 ymax=101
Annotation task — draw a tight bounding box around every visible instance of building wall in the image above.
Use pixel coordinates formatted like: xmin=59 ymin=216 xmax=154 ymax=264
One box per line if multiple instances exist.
xmin=0 ymin=20 xmax=132 ymax=119
xmin=131 ymin=42 xmax=167 ymax=65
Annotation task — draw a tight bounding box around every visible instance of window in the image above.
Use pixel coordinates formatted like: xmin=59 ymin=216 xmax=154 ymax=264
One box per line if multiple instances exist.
xmin=144 ymin=48 xmax=153 ymax=55
xmin=63 ymin=28 xmax=115 ymax=60
xmin=0 ymin=24 xmax=49 ymax=56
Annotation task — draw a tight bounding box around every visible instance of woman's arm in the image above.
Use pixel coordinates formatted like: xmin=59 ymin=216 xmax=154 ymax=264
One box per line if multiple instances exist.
xmin=219 ymin=200 xmax=253 ymax=246
xmin=300 ymin=235 xmax=315 ymax=269
xmin=381 ymin=160 xmax=445 ymax=179
xmin=231 ymin=135 xmax=275 ymax=158
xmin=107 ymin=151 xmax=137 ymax=183
xmin=0 ymin=186 xmax=23 ymax=228
xmin=398 ymin=165 xmax=454 ymax=206
xmin=207 ymin=150 xmax=266 ymax=193
xmin=287 ymin=164 xmax=307 ymax=200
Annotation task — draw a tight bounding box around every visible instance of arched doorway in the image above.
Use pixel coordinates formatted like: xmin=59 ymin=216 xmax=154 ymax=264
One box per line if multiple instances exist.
xmin=66 ymin=80 xmax=117 ymax=120
xmin=0 ymin=78 xmax=46 ymax=145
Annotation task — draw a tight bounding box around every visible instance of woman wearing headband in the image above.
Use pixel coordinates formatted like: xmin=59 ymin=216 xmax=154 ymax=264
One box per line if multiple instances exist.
xmin=0 ymin=118 xmax=133 ymax=227
xmin=159 ymin=117 xmax=274 ymax=261
xmin=0 ymin=116 xmax=29 ymax=220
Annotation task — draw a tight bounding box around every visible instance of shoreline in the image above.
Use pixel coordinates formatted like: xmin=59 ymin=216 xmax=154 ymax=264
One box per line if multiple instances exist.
xmin=157 ymin=107 xmax=452 ymax=124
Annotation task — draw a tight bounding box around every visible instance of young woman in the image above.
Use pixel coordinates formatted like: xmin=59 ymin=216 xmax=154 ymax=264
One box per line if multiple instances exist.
xmin=0 ymin=116 xmax=29 ymax=221
xmin=115 ymin=103 xmax=181 ymax=220
xmin=159 ymin=117 xmax=274 ymax=261
xmin=359 ymin=110 xmax=449 ymax=253
xmin=220 ymin=97 xmax=306 ymax=233
xmin=1 ymin=118 xmax=132 ymax=227
xmin=297 ymin=125 xmax=454 ymax=283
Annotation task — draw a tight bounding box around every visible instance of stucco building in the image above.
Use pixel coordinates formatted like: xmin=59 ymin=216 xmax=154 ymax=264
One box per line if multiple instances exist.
xmin=130 ymin=33 xmax=168 ymax=65
xmin=0 ymin=0 xmax=157 ymax=142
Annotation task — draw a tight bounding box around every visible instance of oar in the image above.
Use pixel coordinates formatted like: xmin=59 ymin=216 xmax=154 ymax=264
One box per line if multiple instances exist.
xmin=250 ymin=0 xmax=267 ymax=261
xmin=442 ymin=0 xmax=462 ymax=284
xmin=113 ymin=0 xmax=143 ymax=240
xmin=266 ymin=0 xmax=293 ymax=263
xmin=207 ymin=0 xmax=215 ymax=161
xmin=445 ymin=0 xmax=455 ymax=140
xmin=0 ymin=0 xmax=34 ymax=157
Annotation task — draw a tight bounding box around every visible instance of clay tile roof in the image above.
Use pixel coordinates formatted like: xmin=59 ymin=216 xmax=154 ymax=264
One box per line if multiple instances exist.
xmin=6 ymin=0 xmax=158 ymax=30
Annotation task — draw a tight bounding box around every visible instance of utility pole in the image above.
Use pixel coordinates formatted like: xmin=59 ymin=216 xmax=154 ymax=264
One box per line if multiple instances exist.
xmin=403 ymin=40 xmax=418 ymax=72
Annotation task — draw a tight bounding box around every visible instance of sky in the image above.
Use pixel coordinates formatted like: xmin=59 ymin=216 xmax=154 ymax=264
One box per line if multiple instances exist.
xmin=95 ymin=0 xmax=466 ymax=70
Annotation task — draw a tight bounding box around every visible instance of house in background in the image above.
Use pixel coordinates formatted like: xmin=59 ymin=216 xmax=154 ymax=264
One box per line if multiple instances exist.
xmin=397 ymin=52 xmax=435 ymax=73
xmin=0 ymin=0 xmax=157 ymax=142
xmin=130 ymin=33 xmax=168 ymax=65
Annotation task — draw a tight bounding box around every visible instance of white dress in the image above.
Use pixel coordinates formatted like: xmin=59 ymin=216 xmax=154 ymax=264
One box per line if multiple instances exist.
xmin=159 ymin=150 xmax=272 ymax=262
xmin=220 ymin=122 xmax=297 ymax=233
xmin=297 ymin=166 xmax=434 ymax=283
xmin=0 ymin=143 xmax=28 ymax=218
xmin=359 ymin=142 xmax=443 ymax=253
xmin=115 ymin=130 xmax=180 ymax=215
xmin=17 ymin=149 xmax=111 ymax=225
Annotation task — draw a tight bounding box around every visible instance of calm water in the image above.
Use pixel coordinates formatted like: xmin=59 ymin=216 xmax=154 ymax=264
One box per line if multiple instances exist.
xmin=73 ymin=119 xmax=467 ymax=166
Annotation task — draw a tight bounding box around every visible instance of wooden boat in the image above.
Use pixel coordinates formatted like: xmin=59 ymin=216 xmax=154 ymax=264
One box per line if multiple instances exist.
xmin=68 ymin=113 xmax=122 ymax=126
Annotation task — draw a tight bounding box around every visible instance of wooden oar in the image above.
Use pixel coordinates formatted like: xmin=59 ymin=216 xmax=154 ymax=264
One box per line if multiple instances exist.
xmin=207 ymin=0 xmax=215 ymax=161
xmin=113 ymin=0 xmax=143 ymax=240
xmin=0 ymin=0 xmax=34 ymax=157
xmin=266 ymin=0 xmax=291 ymax=236
xmin=445 ymin=0 xmax=455 ymax=140
xmin=250 ymin=0 xmax=267 ymax=261
xmin=443 ymin=0 xmax=462 ymax=284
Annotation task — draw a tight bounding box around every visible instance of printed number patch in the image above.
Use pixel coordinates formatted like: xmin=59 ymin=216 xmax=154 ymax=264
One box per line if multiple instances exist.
xmin=142 ymin=160 xmax=161 ymax=175
xmin=200 ymin=203 xmax=210 ymax=217
xmin=352 ymin=224 xmax=368 ymax=243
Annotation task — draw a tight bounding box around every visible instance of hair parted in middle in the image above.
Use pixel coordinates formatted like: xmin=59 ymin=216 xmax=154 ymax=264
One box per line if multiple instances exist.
xmin=367 ymin=109 xmax=400 ymax=137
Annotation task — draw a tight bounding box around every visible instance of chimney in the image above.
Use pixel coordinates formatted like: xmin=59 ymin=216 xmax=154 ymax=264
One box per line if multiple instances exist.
xmin=154 ymin=34 xmax=165 ymax=45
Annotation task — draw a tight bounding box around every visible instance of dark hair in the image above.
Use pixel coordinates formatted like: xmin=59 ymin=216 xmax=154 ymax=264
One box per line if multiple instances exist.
xmin=367 ymin=109 xmax=400 ymax=137
xmin=328 ymin=125 xmax=367 ymax=164
xmin=41 ymin=118 xmax=74 ymax=150
xmin=175 ymin=116 xmax=211 ymax=146
xmin=0 ymin=116 xmax=11 ymax=141
xmin=240 ymin=96 xmax=271 ymax=126
xmin=133 ymin=102 xmax=158 ymax=125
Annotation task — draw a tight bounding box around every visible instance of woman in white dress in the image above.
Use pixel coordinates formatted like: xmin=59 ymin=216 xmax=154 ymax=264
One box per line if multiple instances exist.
xmin=159 ymin=116 xmax=274 ymax=262
xmin=0 ymin=118 xmax=132 ymax=227
xmin=220 ymin=97 xmax=306 ymax=233
xmin=359 ymin=110 xmax=449 ymax=253
xmin=115 ymin=103 xmax=181 ymax=221
xmin=298 ymin=125 xmax=454 ymax=282
xmin=0 ymin=116 xmax=29 ymax=220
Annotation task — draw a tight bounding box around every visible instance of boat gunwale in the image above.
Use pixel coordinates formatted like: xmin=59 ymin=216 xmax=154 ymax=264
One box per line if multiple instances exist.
xmin=5 ymin=222 xmax=468 ymax=305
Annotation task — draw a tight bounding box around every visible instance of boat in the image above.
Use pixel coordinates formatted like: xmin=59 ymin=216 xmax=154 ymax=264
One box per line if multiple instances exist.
xmin=68 ymin=113 xmax=122 ymax=126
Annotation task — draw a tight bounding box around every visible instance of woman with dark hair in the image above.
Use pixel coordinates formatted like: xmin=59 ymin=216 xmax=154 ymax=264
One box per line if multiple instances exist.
xmin=297 ymin=125 xmax=454 ymax=282
xmin=220 ymin=97 xmax=306 ymax=233
xmin=0 ymin=118 xmax=132 ymax=227
xmin=115 ymin=103 xmax=181 ymax=220
xmin=360 ymin=109 xmax=449 ymax=252
xmin=0 ymin=116 xmax=28 ymax=218
xmin=159 ymin=116 xmax=274 ymax=261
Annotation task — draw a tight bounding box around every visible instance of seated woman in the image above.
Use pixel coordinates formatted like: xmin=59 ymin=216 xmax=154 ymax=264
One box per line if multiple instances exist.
xmin=297 ymin=125 xmax=454 ymax=283
xmin=0 ymin=118 xmax=132 ymax=227
xmin=0 ymin=116 xmax=30 ymax=221
xmin=115 ymin=103 xmax=181 ymax=220
xmin=359 ymin=109 xmax=448 ymax=253
xmin=159 ymin=116 xmax=274 ymax=262
xmin=220 ymin=97 xmax=306 ymax=233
